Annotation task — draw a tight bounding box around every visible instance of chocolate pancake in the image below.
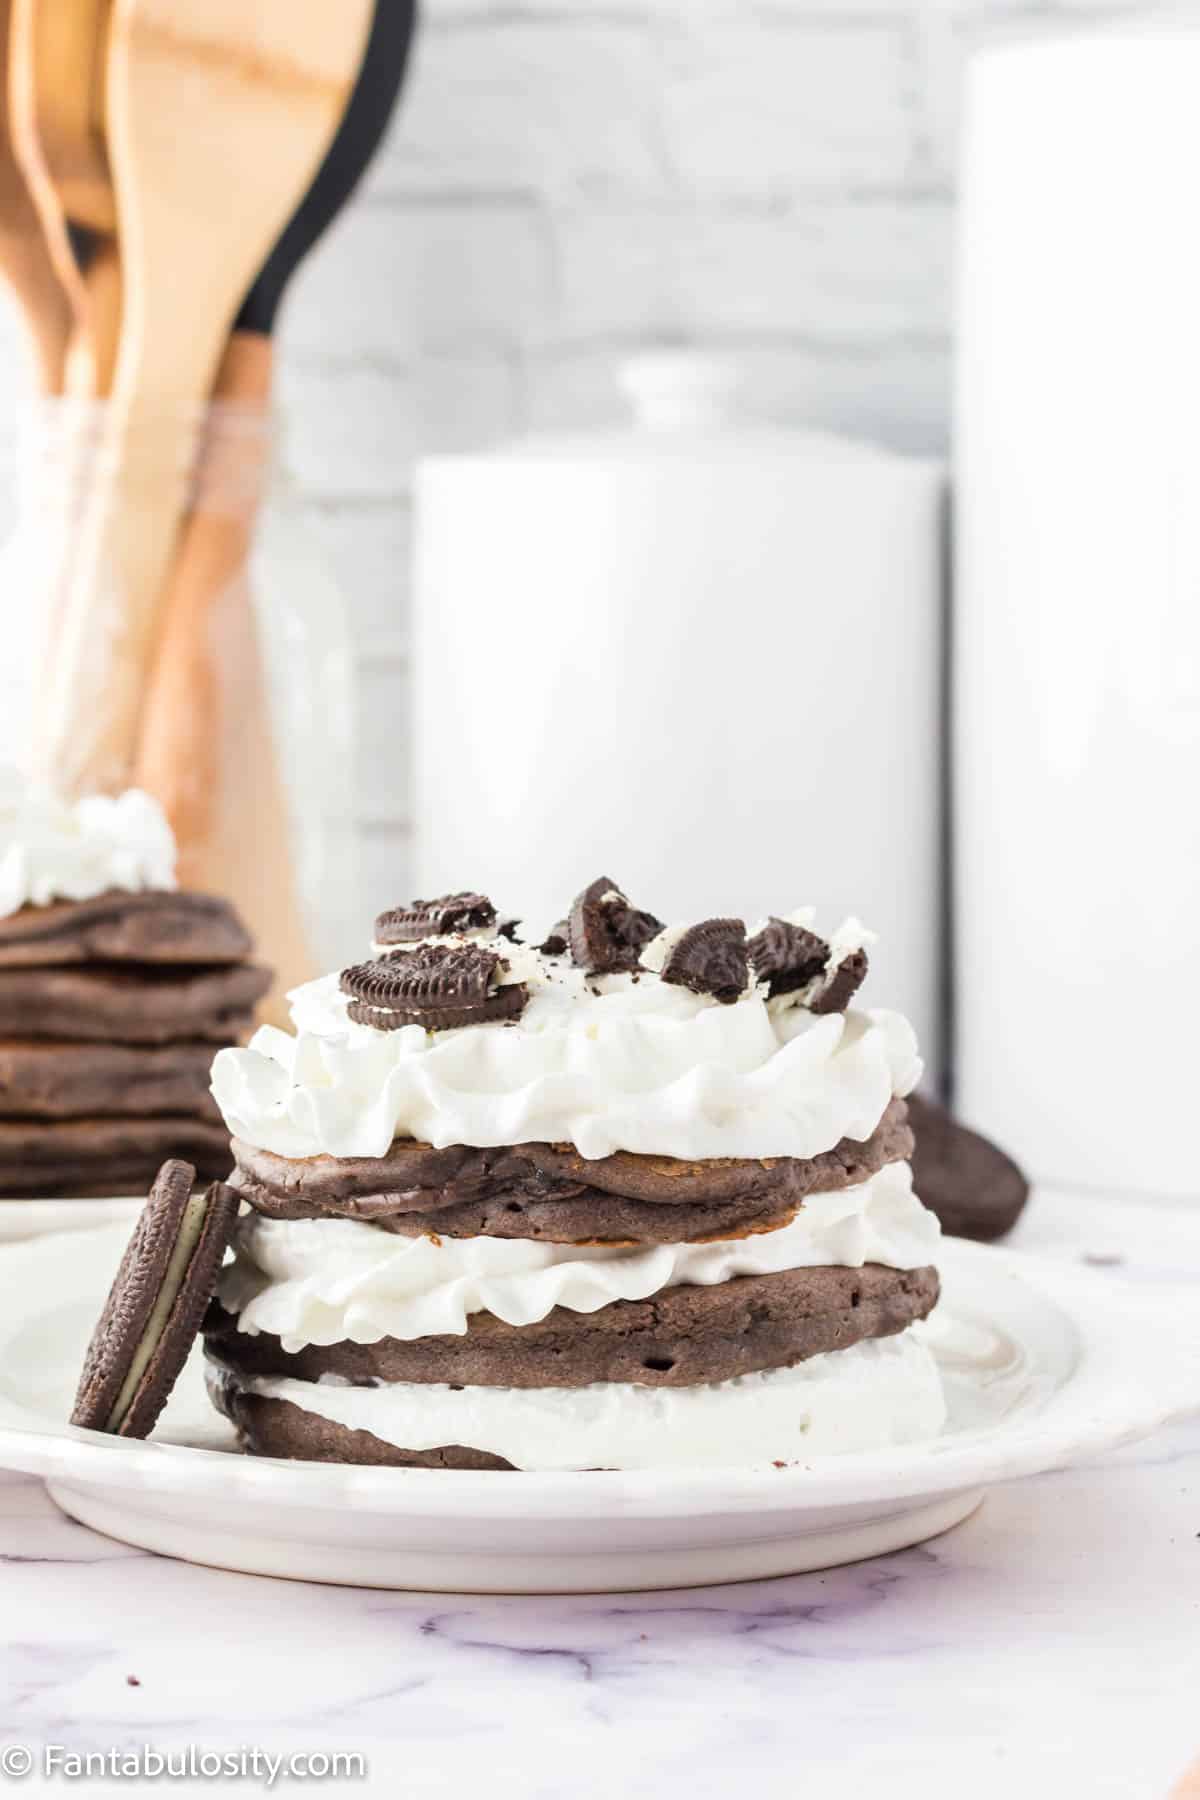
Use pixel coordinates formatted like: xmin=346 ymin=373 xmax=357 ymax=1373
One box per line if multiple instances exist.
xmin=0 ymin=890 xmax=253 ymax=968
xmin=228 ymin=1098 xmax=913 ymax=1244
xmin=907 ymin=1093 xmax=1029 ymax=1242
xmin=204 ymin=1261 xmax=939 ymax=1391
xmin=207 ymin=1367 xmax=514 ymax=1468
xmin=0 ymin=962 xmax=270 ymax=1045
xmin=0 ymin=1116 xmax=232 ymax=1195
xmin=0 ymin=1040 xmax=219 ymax=1121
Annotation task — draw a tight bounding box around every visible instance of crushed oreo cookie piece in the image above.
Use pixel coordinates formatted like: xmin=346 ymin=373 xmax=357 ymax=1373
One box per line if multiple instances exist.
xmin=661 ymin=919 xmax=749 ymax=1005
xmin=748 ymin=918 xmax=830 ymax=998
xmin=340 ymin=945 xmax=527 ymax=1031
xmin=539 ymin=921 xmax=569 ymax=957
xmin=810 ymin=948 xmax=869 ymax=1014
xmin=375 ymin=893 xmax=497 ymax=946
xmin=567 ymin=879 xmax=662 ymax=975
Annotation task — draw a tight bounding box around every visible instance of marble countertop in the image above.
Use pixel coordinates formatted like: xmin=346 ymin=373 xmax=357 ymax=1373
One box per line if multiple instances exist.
xmin=2 ymin=1189 xmax=1199 ymax=1800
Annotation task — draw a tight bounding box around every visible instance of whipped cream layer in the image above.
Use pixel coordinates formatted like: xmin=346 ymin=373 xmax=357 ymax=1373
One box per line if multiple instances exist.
xmin=211 ymin=1329 xmax=947 ymax=1469
xmin=211 ymin=952 xmax=921 ymax=1162
xmin=217 ymin=1161 xmax=938 ymax=1351
xmin=0 ymin=766 xmax=177 ymax=917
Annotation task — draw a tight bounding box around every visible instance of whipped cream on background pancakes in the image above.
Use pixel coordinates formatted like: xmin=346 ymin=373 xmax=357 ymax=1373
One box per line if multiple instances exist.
xmin=0 ymin=770 xmax=267 ymax=1198
xmin=205 ymin=882 xmax=945 ymax=1470
xmin=0 ymin=765 xmax=177 ymax=918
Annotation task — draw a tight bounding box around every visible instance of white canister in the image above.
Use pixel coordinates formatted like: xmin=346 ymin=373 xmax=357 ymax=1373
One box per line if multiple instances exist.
xmin=415 ymin=356 xmax=946 ymax=1078
xmin=956 ymin=28 xmax=1200 ymax=1195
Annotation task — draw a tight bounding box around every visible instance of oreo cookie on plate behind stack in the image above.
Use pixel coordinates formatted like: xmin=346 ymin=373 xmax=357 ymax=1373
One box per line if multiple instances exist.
xmin=906 ymin=1094 xmax=1030 ymax=1243
xmin=0 ymin=777 xmax=270 ymax=1197
xmin=202 ymin=884 xmax=949 ymax=1473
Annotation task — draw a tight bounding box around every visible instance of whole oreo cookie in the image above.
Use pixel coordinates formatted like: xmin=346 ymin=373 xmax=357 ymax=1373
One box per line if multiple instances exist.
xmin=567 ymin=878 xmax=662 ymax=975
xmin=71 ymin=1160 xmax=239 ymax=1438
xmin=661 ymin=919 xmax=749 ymax=1005
xmin=748 ymin=918 xmax=830 ymax=998
xmin=341 ymin=944 xmax=527 ymax=1031
xmin=906 ymin=1093 xmax=1030 ymax=1242
xmin=375 ymin=892 xmax=497 ymax=945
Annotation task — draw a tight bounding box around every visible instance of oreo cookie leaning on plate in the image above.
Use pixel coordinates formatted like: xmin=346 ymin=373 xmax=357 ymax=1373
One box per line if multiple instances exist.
xmin=906 ymin=1094 xmax=1030 ymax=1242
xmin=341 ymin=944 xmax=528 ymax=1031
xmin=661 ymin=919 xmax=749 ymax=1005
xmin=71 ymin=1161 xmax=239 ymax=1439
xmin=375 ymin=892 xmax=497 ymax=945
xmin=567 ymin=878 xmax=662 ymax=975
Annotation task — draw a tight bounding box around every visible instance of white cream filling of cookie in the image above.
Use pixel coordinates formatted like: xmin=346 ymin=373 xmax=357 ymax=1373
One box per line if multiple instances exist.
xmin=216 ymin=1161 xmax=939 ymax=1351
xmin=211 ymin=1327 xmax=947 ymax=1470
xmin=107 ymin=1190 xmax=209 ymax=1431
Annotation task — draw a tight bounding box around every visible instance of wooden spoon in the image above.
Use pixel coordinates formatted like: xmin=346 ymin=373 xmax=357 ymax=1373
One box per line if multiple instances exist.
xmin=135 ymin=0 xmax=415 ymax=1014
xmin=34 ymin=0 xmax=373 ymax=800
xmin=10 ymin=0 xmax=121 ymax=768
xmin=0 ymin=0 xmax=71 ymax=390
xmin=8 ymin=0 xmax=120 ymax=397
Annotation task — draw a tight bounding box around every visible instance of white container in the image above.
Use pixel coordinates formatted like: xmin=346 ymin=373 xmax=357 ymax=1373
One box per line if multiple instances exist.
xmin=956 ymin=28 xmax=1200 ymax=1195
xmin=415 ymin=356 xmax=946 ymax=1076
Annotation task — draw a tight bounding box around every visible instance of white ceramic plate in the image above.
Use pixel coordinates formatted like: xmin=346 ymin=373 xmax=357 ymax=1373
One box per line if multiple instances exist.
xmin=0 ymin=1197 xmax=142 ymax=1243
xmin=0 ymin=1223 xmax=1195 ymax=1594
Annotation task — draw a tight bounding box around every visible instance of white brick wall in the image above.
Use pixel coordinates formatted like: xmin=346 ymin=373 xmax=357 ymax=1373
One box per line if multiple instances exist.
xmin=0 ymin=0 xmax=1188 ymax=907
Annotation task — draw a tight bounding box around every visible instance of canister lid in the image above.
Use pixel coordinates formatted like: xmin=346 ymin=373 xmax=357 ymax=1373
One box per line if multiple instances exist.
xmin=422 ymin=351 xmax=940 ymax=477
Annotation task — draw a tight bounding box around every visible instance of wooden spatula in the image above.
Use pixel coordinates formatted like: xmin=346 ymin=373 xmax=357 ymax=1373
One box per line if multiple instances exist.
xmin=0 ymin=0 xmax=71 ymax=390
xmin=8 ymin=0 xmax=121 ymax=397
xmin=34 ymin=0 xmax=373 ymax=800
xmin=10 ymin=0 xmax=121 ymax=769
xmin=135 ymin=0 xmax=415 ymax=1014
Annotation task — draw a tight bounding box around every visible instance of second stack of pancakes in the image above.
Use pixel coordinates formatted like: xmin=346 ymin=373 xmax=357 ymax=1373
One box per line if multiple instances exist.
xmin=0 ymin=781 xmax=270 ymax=1196
xmin=205 ymin=881 xmax=946 ymax=1471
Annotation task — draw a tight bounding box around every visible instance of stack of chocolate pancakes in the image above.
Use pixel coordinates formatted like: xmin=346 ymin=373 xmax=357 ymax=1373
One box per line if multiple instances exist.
xmin=0 ymin=890 xmax=270 ymax=1196
xmin=205 ymin=882 xmax=947 ymax=1471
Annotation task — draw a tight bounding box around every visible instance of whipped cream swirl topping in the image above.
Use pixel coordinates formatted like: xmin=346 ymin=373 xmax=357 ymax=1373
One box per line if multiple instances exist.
xmin=211 ymin=895 xmax=922 ymax=1163
xmin=0 ymin=765 xmax=177 ymax=918
xmin=218 ymin=1161 xmax=938 ymax=1351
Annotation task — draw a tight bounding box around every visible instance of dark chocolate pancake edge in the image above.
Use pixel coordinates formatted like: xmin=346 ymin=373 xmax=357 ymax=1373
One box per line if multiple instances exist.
xmin=0 ymin=1117 xmax=232 ymax=1196
xmin=0 ymin=962 xmax=270 ymax=1045
xmin=0 ymin=890 xmax=253 ymax=967
xmin=228 ymin=1097 xmax=913 ymax=1243
xmin=207 ymin=1369 xmax=514 ymax=1468
xmin=0 ymin=1039 xmax=220 ymax=1121
xmin=204 ymin=1262 xmax=940 ymax=1392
